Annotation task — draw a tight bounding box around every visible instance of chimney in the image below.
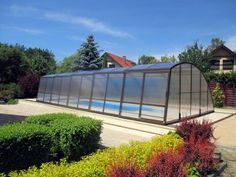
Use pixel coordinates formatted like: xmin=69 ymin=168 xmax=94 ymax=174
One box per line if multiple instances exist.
xmin=123 ymin=56 xmax=126 ymax=63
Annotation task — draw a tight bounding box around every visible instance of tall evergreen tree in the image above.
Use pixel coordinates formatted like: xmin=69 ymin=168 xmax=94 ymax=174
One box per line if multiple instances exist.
xmin=73 ymin=35 xmax=102 ymax=71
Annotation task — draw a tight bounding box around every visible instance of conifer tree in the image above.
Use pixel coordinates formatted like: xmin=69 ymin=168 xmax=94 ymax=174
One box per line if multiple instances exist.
xmin=72 ymin=35 xmax=102 ymax=71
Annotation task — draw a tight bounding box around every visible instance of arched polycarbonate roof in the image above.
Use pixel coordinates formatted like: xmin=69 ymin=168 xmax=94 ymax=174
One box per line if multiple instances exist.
xmin=43 ymin=62 xmax=178 ymax=78
xmin=38 ymin=62 xmax=214 ymax=125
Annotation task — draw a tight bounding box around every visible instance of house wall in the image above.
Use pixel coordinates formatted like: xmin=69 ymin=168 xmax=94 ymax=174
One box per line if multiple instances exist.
xmin=107 ymin=57 xmax=121 ymax=68
xmin=211 ymin=49 xmax=236 ymax=73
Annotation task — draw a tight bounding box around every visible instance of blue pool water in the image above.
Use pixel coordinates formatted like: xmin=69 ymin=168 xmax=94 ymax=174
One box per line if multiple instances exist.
xmin=79 ymin=100 xmax=164 ymax=113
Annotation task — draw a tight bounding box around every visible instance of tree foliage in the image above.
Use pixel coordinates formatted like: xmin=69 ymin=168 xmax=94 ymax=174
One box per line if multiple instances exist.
xmin=138 ymin=55 xmax=157 ymax=64
xmin=159 ymin=55 xmax=177 ymax=63
xmin=0 ymin=43 xmax=56 ymax=98
xmin=0 ymin=43 xmax=26 ymax=83
xmin=56 ymin=52 xmax=80 ymax=73
xmin=178 ymin=42 xmax=211 ymax=72
xmin=24 ymin=48 xmax=56 ymax=75
xmin=72 ymin=35 xmax=102 ymax=71
xmin=207 ymin=38 xmax=225 ymax=52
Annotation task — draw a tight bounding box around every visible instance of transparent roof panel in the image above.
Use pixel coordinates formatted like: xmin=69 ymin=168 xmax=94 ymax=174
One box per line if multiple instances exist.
xmin=43 ymin=62 xmax=179 ymax=78
xmin=126 ymin=64 xmax=154 ymax=71
xmin=148 ymin=63 xmax=177 ymax=70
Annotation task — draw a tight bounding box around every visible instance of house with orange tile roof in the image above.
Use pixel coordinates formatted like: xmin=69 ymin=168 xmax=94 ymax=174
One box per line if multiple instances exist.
xmin=102 ymin=52 xmax=134 ymax=68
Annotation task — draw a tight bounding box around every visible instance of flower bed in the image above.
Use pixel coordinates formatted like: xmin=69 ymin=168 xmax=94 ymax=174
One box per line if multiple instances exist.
xmin=4 ymin=118 xmax=218 ymax=177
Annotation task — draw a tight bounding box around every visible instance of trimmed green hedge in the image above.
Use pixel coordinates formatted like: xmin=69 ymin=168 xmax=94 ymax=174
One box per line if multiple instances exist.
xmin=9 ymin=133 xmax=183 ymax=177
xmin=0 ymin=123 xmax=52 ymax=173
xmin=26 ymin=113 xmax=102 ymax=160
xmin=205 ymin=71 xmax=236 ymax=86
xmin=0 ymin=113 xmax=102 ymax=173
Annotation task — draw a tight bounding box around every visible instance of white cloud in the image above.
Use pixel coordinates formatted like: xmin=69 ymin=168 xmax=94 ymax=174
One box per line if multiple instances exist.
xmin=226 ymin=35 xmax=236 ymax=51
xmin=1 ymin=26 xmax=44 ymax=35
xmin=5 ymin=4 xmax=133 ymax=38
xmin=44 ymin=12 xmax=133 ymax=38
xmin=8 ymin=4 xmax=38 ymax=16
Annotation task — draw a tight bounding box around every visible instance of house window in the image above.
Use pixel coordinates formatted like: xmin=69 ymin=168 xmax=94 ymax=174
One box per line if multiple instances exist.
xmin=210 ymin=59 xmax=220 ymax=70
xmin=223 ymin=59 xmax=234 ymax=70
xmin=108 ymin=64 xmax=116 ymax=68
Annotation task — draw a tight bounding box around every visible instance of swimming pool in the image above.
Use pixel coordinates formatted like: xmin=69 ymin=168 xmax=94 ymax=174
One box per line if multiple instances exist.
xmin=78 ymin=99 xmax=165 ymax=119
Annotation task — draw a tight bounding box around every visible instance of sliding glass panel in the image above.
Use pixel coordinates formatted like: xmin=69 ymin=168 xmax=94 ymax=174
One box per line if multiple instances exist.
xmin=68 ymin=76 xmax=81 ymax=107
xmin=208 ymin=89 xmax=214 ymax=112
xmin=91 ymin=74 xmax=107 ymax=112
xmin=78 ymin=75 xmax=93 ymax=109
xmin=180 ymin=64 xmax=191 ymax=118
xmin=37 ymin=77 xmax=47 ymax=101
xmin=167 ymin=65 xmax=180 ymax=122
xmin=121 ymin=73 xmax=143 ymax=118
xmin=104 ymin=74 xmax=123 ymax=115
xmin=44 ymin=77 xmax=53 ymax=102
xmin=142 ymin=73 xmax=168 ymax=120
xmin=59 ymin=76 xmax=71 ymax=105
xmin=51 ymin=77 xmax=61 ymax=104
xmin=191 ymin=67 xmax=200 ymax=116
xmin=201 ymin=74 xmax=208 ymax=113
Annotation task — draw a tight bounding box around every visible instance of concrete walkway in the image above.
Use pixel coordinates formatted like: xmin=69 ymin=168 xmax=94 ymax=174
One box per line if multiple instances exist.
xmin=0 ymin=100 xmax=157 ymax=147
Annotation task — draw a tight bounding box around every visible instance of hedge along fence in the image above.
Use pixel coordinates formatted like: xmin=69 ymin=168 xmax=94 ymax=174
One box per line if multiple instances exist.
xmin=0 ymin=113 xmax=102 ymax=173
xmin=8 ymin=133 xmax=183 ymax=177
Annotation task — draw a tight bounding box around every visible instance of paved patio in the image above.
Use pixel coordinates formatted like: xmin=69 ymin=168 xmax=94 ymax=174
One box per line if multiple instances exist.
xmin=0 ymin=99 xmax=235 ymax=148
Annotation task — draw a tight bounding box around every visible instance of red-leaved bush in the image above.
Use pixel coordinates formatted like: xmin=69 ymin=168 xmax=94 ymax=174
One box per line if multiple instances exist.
xmin=146 ymin=150 xmax=186 ymax=177
xmin=107 ymin=120 xmax=217 ymax=177
xmin=17 ymin=70 xmax=40 ymax=98
xmin=179 ymin=131 xmax=216 ymax=175
xmin=107 ymin=163 xmax=144 ymax=177
xmin=176 ymin=119 xmax=214 ymax=142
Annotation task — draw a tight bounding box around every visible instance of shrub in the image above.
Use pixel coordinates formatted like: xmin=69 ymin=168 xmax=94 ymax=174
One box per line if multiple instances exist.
xmin=7 ymin=98 xmax=18 ymax=105
xmin=0 ymin=113 xmax=102 ymax=173
xmin=26 ymin=113 xmax=102 ymax=160
xmin=17 ymin=70 xmax=40 ymax=98
xmin=179 ymin=131 xmax=216 ymax=176
xmin=9 ymin=133 xmax=183 ymax=177
xmin=205 ymin=71 xmax=236 ymax=87
xmin=146 ymin=150 xmax=186 ymax=177
xmin=106 ymin=163 xmax=144 ymax=177
xmin=0 ymin=83 xmax=22 ymax=102
xmin=176 ymin=119 xmax=214 ymax=142
xmin=187 ymin=167 xmax=200 ymax=177
xmin=212 ymin=83 xmax=225 ymax=108
xmin=0 ymin=123 xmax=52 ymax=173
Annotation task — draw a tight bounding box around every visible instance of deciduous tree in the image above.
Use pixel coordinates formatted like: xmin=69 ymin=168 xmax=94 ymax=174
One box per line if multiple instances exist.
xmin=178 ymin=42 xmax=211 ymax=72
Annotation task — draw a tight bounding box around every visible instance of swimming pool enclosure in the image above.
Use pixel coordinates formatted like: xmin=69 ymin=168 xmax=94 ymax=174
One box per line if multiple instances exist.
xmin=37 ymin=62 xmax=214 ymax=125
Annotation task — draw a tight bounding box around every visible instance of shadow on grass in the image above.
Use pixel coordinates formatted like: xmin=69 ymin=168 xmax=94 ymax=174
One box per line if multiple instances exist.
xmin=0 ymin=113 xmax=26 ymax=126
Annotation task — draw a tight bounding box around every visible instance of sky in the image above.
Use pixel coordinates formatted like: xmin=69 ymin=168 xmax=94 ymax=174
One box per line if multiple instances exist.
xmin=1 ymin=0 xmax=236 ymax=63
